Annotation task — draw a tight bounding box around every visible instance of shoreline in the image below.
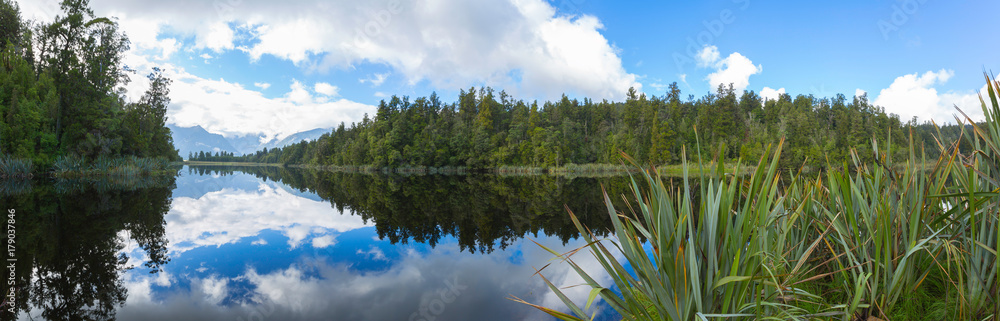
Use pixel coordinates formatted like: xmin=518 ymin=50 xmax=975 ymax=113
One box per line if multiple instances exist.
xmin=181 ymin=160 xmax=750 ymax=177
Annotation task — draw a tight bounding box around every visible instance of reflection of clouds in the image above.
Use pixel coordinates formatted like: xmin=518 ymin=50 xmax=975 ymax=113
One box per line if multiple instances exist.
xmin=311 ymin=235 xmax=337 ymax=248
xmin=165 ymin=182 xmax=372 ymax=253
xmin=117 ymin=236 xmax=620 ymax=321
xmin=356 ymin=246 xmax=387 ymax=261
xmin=113 ymin=172 xmax=624 ymax=320
xmin=200 ymin=276 xmax=228 ymax=305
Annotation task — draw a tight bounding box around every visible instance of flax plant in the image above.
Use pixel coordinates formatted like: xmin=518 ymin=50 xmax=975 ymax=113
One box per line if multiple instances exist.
xmin=517 ymin=73 xmax=1000 ymax=320
xmin=512 ymin=139 xmax=816 ymax=320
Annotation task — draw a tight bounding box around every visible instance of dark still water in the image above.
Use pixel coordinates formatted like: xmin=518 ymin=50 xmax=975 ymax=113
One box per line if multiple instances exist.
xmin=2 ymin=166 xmax=637 ymax=321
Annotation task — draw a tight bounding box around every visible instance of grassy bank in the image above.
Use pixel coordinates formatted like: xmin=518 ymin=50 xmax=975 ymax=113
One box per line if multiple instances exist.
xmin=185 ymin=160 xmax=748 ymax=177
xmin=0 ymin=155 xmax=178 ymax=178
xmin=516 ymin=76 xmax=1000 ymax=320
xmin=52 ymin=155 xmax=176 ymax=178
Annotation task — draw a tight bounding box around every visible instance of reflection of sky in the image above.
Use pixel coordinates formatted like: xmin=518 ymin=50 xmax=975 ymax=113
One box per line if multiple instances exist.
xmin=109 ymin=168 xmax=621 ymax=321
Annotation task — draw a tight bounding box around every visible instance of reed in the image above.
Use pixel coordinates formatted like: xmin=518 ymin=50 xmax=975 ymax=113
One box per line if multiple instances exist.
xmin=514 ymin=74 xmax=1000 ymax=321
xmin=53 ymin=155 xmax=172 ymax=177
xmin=0 ymin=156 xmax=33 ymax=179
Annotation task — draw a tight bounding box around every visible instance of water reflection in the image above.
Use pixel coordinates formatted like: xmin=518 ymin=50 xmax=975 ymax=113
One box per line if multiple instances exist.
xmin=2 ymin=175 xmax=175 ymax=321
xmin=6 ymin=167 xmax=634 ymax=320
xmin=193 ymin=166 xmax=628 ymax=253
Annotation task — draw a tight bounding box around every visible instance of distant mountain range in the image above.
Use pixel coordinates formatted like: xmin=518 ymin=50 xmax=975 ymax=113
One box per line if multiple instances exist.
xmin=169 ymin=125 xmax=330 ymax=159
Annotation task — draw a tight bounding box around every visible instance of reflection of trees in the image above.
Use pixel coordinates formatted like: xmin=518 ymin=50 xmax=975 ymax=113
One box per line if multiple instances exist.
xmin=202 ymin=166 xmax=634 ymax=254
xmin=1 ymin=176 xmax=175 ymax=321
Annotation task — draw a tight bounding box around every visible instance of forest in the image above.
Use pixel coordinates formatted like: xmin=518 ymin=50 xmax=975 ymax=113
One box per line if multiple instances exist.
xmin=194 ymin=82 xmax=968 ymax=170
xmin=0 ymin=0 xmax=180 ymax=177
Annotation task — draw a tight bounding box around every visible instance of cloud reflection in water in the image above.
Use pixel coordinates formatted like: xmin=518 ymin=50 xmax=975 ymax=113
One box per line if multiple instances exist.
xmin=112 ymin=170 xmax=619 ymax=321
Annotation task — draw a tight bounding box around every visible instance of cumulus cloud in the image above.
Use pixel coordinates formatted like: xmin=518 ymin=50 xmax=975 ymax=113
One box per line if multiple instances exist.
xmin=872 ymin=69 xmax=984 ymax=123
xmin=118 ymin=52 xmax=372 ymax=140
xmin=314 ymin=82 xmax=340 ymax=97
xmin=695 ymin=46 xmax=761 ymax=94
xmin=855 ymin=88 xmax=867 ymax=98
xmin=16 ymin=0 xmax=641 ymax=102
xmin=706 ymin=55 xmax=760 ymax=93
xmin=253 ymin=82 xmax=271 ymax=90
xmin=695 ymin=46 xmax=720 ymax=68
xmin=760 ymin=87 xmax=785 ymax=102
xmin=196 ymin=21 xmax=236 ymax=53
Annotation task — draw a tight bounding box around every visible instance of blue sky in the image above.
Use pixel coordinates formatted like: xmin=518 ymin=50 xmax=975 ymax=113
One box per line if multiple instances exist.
xmin=16 ymin=0 xmax=1000 ymax=139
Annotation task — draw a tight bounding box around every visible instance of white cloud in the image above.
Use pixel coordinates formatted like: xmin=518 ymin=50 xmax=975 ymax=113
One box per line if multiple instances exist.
xmin=155 ymin=64 xmax=374 ymax=140
xmin=872 ymin=69 xmax=984 ymax=123
xmin=33 ymin=0 xmax=641 ymax=101
xmin=200 ymin=53 xmax=213 ymax=60
xmin=360 ymin=73 xmax=389 ymax=87
xmin=693 ymin=46 xmax=761 ymax=94
xmin=155 ymin=38 xmax=180 ymax=60
xmin=285 ymin=80 xmax=314 ymax=105
xmin=197 ymin=21 xmax=236 ymax=53
xmin=695 ymin=46 xmax=720 ymax=67
xmin=254 ymin=82 xmax=271 ymax=90
xmin=760 ymin=87 xmax=785 ymax=102
xmin=855 ymin=88 xmax=867 ymax=98
xmin=314 ymin=82 xmax=340 ymax=97
xmin=374 ymin=91 xmax=389 ymax=98
xmin=706 ymin=55 xmax=760 ymax=93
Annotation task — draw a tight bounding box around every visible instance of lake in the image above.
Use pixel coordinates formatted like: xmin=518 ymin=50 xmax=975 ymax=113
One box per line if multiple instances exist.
xmin=2 ymin=166 xmax=639 ymax=321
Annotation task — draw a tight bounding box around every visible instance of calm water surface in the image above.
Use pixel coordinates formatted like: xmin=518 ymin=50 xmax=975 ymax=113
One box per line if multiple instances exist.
xmin=3 ymin=166 xmax=638 ymax=321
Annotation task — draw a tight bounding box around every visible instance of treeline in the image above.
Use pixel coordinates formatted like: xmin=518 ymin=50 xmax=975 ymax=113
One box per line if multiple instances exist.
xmin=198 ymin=81 xmax=966 ymax=169
xmin=0 ymin=0 xmax=180 ymax=173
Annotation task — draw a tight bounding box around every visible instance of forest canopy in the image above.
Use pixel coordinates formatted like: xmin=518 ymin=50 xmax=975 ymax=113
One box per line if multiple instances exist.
xmin=0 ymin=0 xmax=180 ymax=170
xmin=198 ymin=82 xmax=963 ymax=170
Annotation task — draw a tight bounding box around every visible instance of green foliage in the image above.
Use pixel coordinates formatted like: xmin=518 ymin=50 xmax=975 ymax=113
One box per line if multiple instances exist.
xmin=0 ymin=154 xmax=31 ymax=178
xmin=228 ymin=83 xmax=944 ymax=172
xmin=0 ymin=0 xmax=21 ymax=48
xmin=517 ymin=73 xmax=1000 ymax=321
xmin=53 ymin=154 xmax=171 ymax=177
xmin=0 ymin=0 xmax=179 ymax=176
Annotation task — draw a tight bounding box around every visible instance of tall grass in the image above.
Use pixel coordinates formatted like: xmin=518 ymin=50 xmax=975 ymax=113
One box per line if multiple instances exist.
xmin=0 ymin=156 xmax=33 ymax=179
xmin=52 ymin=155 xmax=171 ymax=177
xmin=516 ymin=74 xmax=1000 ymax=320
